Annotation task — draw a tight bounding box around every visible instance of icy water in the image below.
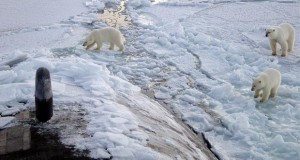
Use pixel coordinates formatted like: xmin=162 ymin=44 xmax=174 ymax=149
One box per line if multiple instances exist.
xmin=99 ymin=0 xmax=131 ymax=28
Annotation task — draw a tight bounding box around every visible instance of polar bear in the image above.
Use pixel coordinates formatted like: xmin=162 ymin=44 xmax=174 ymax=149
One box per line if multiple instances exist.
xmin=83 ymin=27 xmax=125 ymax=51
xmin=265 ymin=23 xmax=295 ymax=57
xmin=251 ymin=68 xmax=281 ymax=102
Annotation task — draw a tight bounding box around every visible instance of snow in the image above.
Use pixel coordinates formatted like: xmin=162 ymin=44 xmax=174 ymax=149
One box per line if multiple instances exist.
xmin=0 ymin=0 xmax=88 ymax=32
xmin=0 ymin=117 xmax=15 ymax=129
xmin=117 ymin=0 xmax=300 ymax=159
xmin=1 ymin=0 xmax=300 ymax=160
xmin=127 ymin=0 xmax=151 ymax=9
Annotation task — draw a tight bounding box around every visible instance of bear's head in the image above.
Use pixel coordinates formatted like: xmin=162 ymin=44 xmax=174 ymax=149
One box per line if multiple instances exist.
xmin=251 ymin=77 xmax=266 ymax=91
xmin=83 ymin=33 xmax=95 ymax=47
xmin=265 ymin=27 xmax=277 ymax=39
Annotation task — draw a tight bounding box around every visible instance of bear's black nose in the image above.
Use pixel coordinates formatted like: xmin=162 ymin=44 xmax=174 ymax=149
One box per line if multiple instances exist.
xmin=83 ymin=42 xmax=87 ymax=46
xmin=265 ymin=33 xmax=268 ymax=37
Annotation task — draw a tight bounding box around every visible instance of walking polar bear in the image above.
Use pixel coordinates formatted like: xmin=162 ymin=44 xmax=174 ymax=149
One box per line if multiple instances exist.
xmin=83 ymin=27 xmax=125 ymax=51
xmin=265 ymin=23 xmax=295 ymax=57
xmin=251 ymin=68 xmax=281 ymax=103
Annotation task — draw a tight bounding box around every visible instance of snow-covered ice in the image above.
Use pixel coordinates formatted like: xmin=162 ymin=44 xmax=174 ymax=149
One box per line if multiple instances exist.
xmin=0 ymin=0 xmax=300 ymax=159
xmin=0 ymin=117 xmax=15 ymax=129
xmin=113 ymin=0 xmax=300 ymax=159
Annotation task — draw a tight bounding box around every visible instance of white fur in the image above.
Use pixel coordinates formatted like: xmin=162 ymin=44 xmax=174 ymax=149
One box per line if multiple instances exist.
xmin=83 ymin=27 xmax=125 ymax=51
xmin=266 ymin=23 xmax=295 ymax=57
xmin=251 ymin=68 xmax=281 ymax=103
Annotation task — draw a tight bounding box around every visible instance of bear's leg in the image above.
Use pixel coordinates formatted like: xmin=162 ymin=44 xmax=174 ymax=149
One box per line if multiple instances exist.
xmin=270 ymin=40 xmax=277 ymax=56
xmin=254 ymin=89 xmax=261 ymax=98
xmin=260 ymin=89 xmax=270 ymax=102
xmin=109 ymin=43 xmax=114 ymax=50
xmin=287 ymin=34 xmax=295 ymax=52
xmin=118 ymin=44 xmax=124 ymax=51
xmin=270 ymin=86 xmax=278 ymax=98
xmin=280 ymin=41 xmax=288 ymax=57
xmin=86 ymin=42 xmax=96 ymax=50
xmin=116 ymin=41 xmax=124 ymax=51
xmin=95 ymin=41 xmax=102 ymax=50
xmin=115 ymin=40 xmax=124 ymax=51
